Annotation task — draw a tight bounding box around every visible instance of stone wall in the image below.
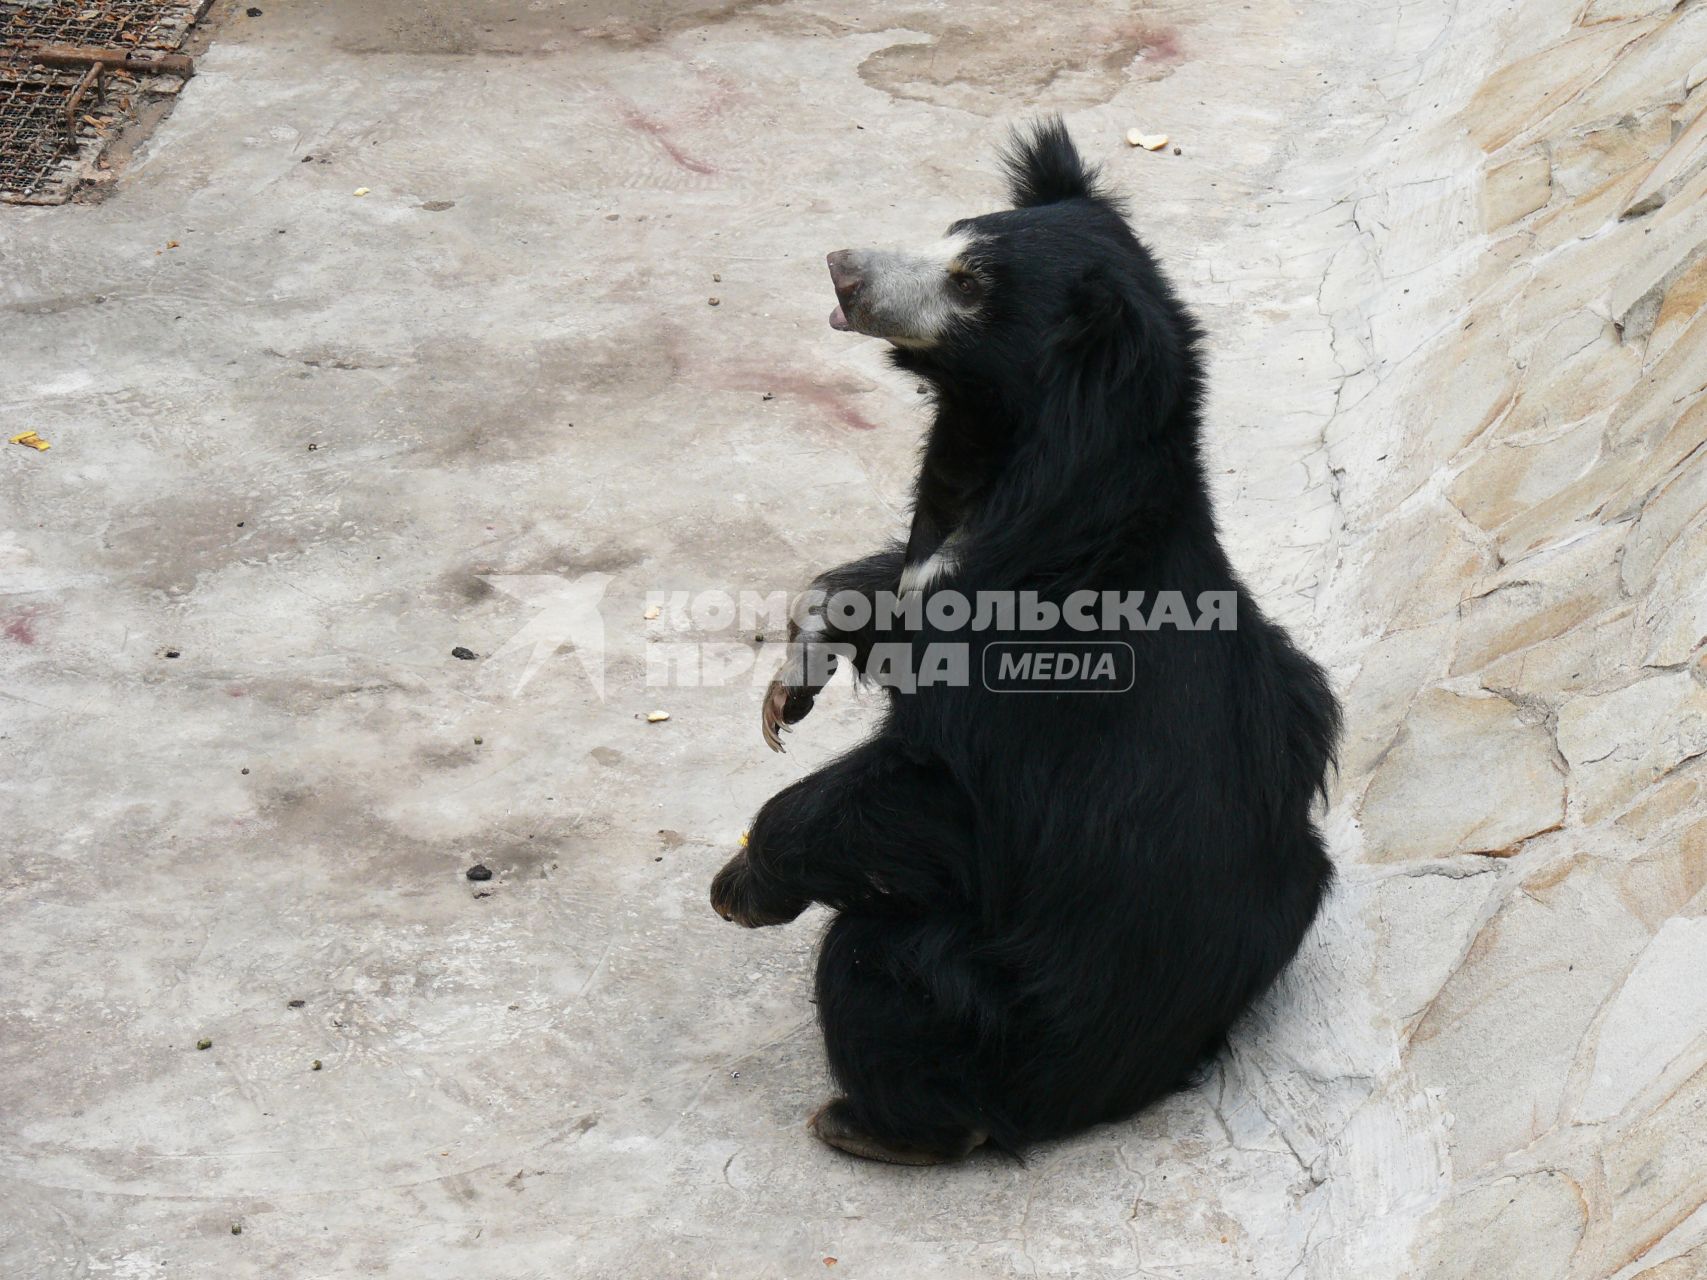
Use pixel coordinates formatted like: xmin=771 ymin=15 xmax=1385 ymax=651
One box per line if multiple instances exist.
xmin=1306 ymin=1 xmax=1707 ymax=1274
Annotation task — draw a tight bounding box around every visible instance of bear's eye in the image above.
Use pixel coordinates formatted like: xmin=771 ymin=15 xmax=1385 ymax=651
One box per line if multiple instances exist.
xmin=952 ymin=273 xmax=981 ymax=299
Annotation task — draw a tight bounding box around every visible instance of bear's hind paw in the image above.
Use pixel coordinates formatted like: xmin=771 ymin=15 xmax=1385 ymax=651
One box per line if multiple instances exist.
xmin=808 ymin=1099 xmax=987 ymax=1166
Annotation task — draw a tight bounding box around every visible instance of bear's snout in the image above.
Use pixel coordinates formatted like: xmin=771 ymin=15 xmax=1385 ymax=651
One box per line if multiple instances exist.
xmin=826 ymin=250 xmax=864 ymax=298
xmin=827 ymin=250 xmax=863 ymax=331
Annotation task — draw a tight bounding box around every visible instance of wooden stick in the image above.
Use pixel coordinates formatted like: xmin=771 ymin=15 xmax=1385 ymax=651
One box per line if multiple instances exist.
xmin=28 ymin=45 xmax=195 ymax=78
xmin=63 ymin=62 xmax=101 ymax=130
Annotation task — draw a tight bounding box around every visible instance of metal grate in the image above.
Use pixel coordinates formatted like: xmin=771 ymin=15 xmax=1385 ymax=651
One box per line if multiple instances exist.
xmin=0 ymin=64 xmax=97 ymax=199
xmin=1 ymin=0 xmax=201 ymax=54
xmin=1 ymin=0 xmax=204 ymax=203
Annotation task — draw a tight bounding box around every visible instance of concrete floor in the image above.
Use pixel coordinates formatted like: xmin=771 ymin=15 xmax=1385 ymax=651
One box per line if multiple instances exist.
xmin=6 ymin=1 xmax=1707 ymax=1277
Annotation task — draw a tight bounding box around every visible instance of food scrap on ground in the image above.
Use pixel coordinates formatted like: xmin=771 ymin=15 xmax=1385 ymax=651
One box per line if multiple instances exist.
xmin=646 ymin=710 xmax=670 ymax=722
xmin=1126 ymin=129 xmax=1169 ymax=150
xmin=9 ymin=430 xmax=50 ymax=451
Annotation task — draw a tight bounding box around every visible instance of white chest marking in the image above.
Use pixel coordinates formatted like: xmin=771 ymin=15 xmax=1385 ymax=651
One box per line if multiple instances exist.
xmin=899 ymin=535 xmax=961 ymax=594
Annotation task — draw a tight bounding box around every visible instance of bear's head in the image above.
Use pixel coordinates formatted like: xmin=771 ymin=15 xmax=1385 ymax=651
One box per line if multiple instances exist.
xmin=824 ymin=117 xmax=1196 ymax=416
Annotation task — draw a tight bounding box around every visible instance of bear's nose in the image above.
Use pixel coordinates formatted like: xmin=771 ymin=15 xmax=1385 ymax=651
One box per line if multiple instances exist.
xmin=827 ymin=250 xmax=864 ymax=299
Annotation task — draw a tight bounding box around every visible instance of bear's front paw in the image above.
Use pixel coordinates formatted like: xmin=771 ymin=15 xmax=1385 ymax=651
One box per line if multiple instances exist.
xmin=761 ymin=658 xmax=825 ymax=753
xmin=709 ymin=852 xmax=807 ymax=928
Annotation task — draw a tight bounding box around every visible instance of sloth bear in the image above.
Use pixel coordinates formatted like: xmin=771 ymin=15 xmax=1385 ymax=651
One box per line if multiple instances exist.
xmin=710 ymin=119 xmax=1339 ymax=1164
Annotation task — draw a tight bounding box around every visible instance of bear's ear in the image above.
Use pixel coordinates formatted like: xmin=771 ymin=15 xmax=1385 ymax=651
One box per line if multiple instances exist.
xmin=1046 ymin=269 xmax=1179 ymax=406
xmin=1002 ymin=117 xmax=1101 ymax=208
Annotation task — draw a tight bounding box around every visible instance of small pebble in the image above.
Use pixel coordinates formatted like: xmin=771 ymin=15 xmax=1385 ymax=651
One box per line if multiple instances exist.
xmin=246 ymin=6 xmax=262 ymax=15
xmin=473 ymin=735 xmax=483 ymax=744
xmin=287 ymin=999 xmax=305 ymax=1008
xmin=164 ymin=649 xmax=181 ymax=659
xmin=306 ymin=442 xmax=318 ymax=451
xmin=196 ymin=1038 xmax=212 ymax=1051
xmin=466 ymin=863 xmax=494 ymax=881
xmin=240 ymin=767 xmax=249 ymax=775
xmin=707 ymin=297 xmax=720 ymax=306
xmin=1173 ymin=146 xmax=1182 ymax=155
xmin=231 ymin=1222 xmax=243 ymax=1235
xmin=311 ymin=1059 xmax=322 ymax=1071
xmin=451 ymin=646 xmax=477 ymax=660
xmin=761 ymin=391 xmax=773 ymax=401
xmin=712 ymin=272 xmax=722 ymax=282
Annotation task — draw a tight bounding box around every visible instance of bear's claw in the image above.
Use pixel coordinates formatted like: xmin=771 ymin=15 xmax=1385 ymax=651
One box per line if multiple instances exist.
xmin=761 ymin=668 xmax=818 ymax=753
xmin=761 ymin=677 xmax=792 ymax=752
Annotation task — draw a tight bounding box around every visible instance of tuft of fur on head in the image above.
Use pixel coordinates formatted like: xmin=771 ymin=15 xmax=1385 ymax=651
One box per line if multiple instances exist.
xmin=1001 ymin=116 xmax=1110 ymax=209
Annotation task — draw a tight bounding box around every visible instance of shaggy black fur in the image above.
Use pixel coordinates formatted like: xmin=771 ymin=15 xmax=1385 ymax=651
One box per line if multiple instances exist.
xmin=711 ymin=119 xmax=1340 ymax=1158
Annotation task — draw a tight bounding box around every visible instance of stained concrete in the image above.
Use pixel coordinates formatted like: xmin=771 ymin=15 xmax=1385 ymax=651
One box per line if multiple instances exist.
xmin=4 ymin=0 xmax=1707 ymax=1277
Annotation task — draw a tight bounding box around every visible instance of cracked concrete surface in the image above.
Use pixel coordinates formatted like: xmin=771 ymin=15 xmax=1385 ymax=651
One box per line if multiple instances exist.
xmin=4 ymin=0 xmax=1707 ymax=1276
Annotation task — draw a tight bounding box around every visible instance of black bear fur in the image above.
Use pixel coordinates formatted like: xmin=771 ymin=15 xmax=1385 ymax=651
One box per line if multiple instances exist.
xmin=712 ymin=118 xmax=1340 ymax=1160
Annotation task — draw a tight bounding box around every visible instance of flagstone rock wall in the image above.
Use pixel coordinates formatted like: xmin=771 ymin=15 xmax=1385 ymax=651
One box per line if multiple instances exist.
xmin=1306 ymin=1 xmax=1707 ymax=1273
